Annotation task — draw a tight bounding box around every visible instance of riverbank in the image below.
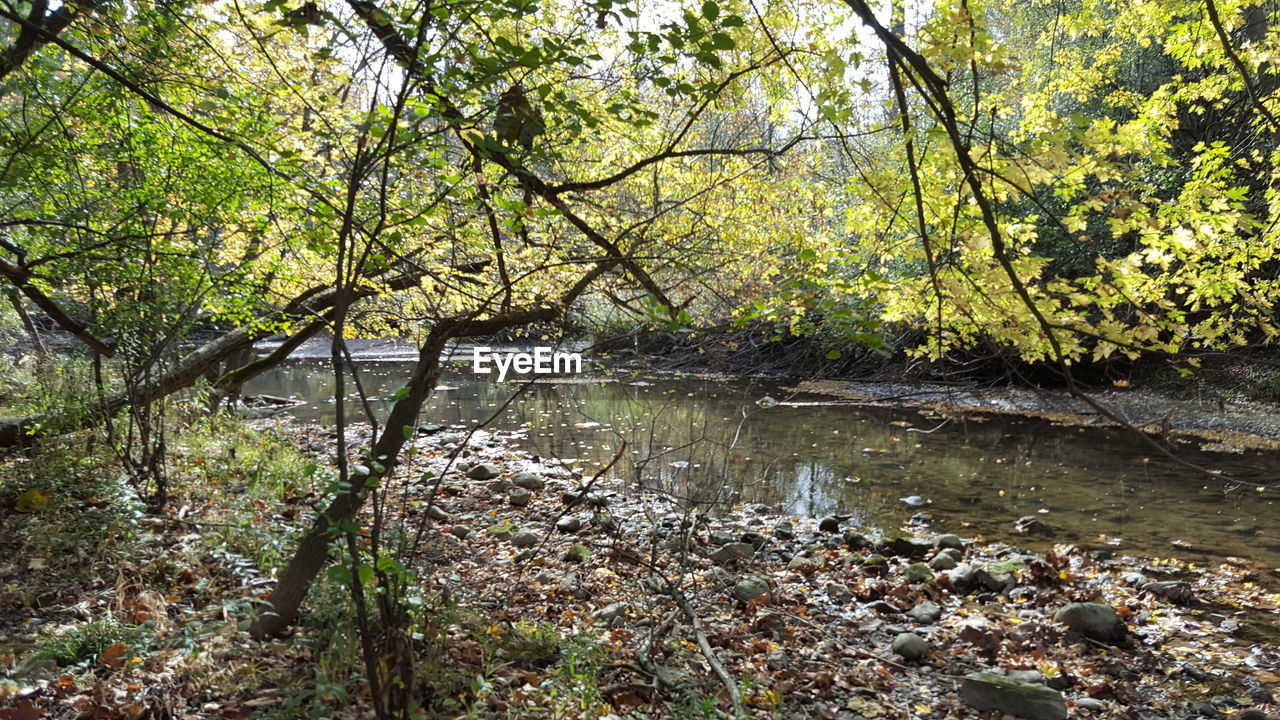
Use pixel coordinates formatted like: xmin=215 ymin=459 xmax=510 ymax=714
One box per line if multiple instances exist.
xmin=5 ymin=416 xmax=1276 ymax=718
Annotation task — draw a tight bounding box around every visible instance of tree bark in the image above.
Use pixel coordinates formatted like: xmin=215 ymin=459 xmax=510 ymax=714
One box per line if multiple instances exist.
xmin=249 ymin=305 xmax=559 ymax=638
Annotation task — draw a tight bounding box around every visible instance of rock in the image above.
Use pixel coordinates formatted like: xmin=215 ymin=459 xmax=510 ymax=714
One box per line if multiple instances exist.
xmin=975 ymin=565 xmax=1016 ymax=592
xmin=740 ymin=531 xmax=768 ymax=551
xmin=709 ymin=529 xmax=737 ymax=546
xmin=511 ymin=472 xmax=545 ymax=490
xmin=709 ymin=542 xmax=755 ymax=564
xmin=1074 ymin=698 xmax=1106 ymax=712
xmin=426 ymin=504 xmax=448 ymax=522
xmin=508 ymin=488 xmax=531 ymax=506
xmin=563 ymin=543 xmax=591 ymax=563
xmin=864 ymin=600 xmax=899 ymax=614
xmin=1142 ymin=580 xmax=1194 ymax=603
xmin=1006 ymin=670 xmax=1045 ymax=684
xmin=513 ymin=549 xmax=536 ymax=562
xmin=862 ymin=554 xmax=889 ymax=574
xmin=1014 ymin=516 xmax=1050 ymax=535
xmin=900 ymin=495 xmax=928 ymax=507
xmin=591 ymin=513 xmax=616 ymax=532
xmin=959 ymin=672 xmax=1068 ymax=720
xmin=886 ymin=536 xmax=932 ymax=558
xmin=488 ymin=479 xmax=512 ymax=493
xmin=593 ymin=602 xmax=627 ymax=622
xmin=929 ymin=553 xmax=957 ymax=570
xmin=1239 ymin=710 xmax=1268 ymax=720
xmin=934 ymin=534 xmax=964 ymax=550
xmin=844 ymin=531 xmax=871 ymax=550
xmin=775 ymin=521 xmax=796 ymax=539
xmin=1053 ymin=602 xmax=1127 ymax=643
xmin=706 ymin=567 xmax=735 ymax=588
xmin=555 ymin=516 xmax=582 ymax=533
xmin=826 ymin=582 xmax=853 ymax=603
xmin=766 ymin=650 xmax=790 ymax=670
xmin=449 ymin=526 xmax=470 ymax=539
xmin=940 ymin=547 xmax=964 ymax=561
xmin=586 ymin=491 xmax=611 ymax=508
xmin=907 ymin=601 xmax=943 ymax=624
xmin=511 ymin=530 xmax=539 ymax=548
xmin=891 ymin=632 xmax=930 ymax=661
xmin=945 ymin=564 xmax=976 ymax=592
xmin=732 ymin=576 xmax=771 ymax=603
xmin=818 ymin=516 xmax=844 ymax=533
xmin=467 ymin=463 xmax=501 ymax=480
xmin=905 ymin=562 xmax=934 ymax=583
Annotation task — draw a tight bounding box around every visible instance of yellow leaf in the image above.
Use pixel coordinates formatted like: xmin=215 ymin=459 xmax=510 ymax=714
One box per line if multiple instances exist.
xmin=15 ymin=489 xmax=50 ymax=513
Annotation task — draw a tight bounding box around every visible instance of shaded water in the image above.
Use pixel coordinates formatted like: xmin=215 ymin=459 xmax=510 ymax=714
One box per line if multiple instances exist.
xmin=246 ymin=359 xmax=1280 ymax=567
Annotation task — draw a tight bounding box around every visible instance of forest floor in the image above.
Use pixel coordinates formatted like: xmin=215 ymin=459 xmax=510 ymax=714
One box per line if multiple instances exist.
xmin=1 ymin=417 xmax=1279 ymax=719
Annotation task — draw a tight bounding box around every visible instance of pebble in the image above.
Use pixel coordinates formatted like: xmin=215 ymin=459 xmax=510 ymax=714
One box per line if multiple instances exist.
xmin=510 ymin=530 xmax=539 ymax=548
xmin=511 ymin=472 xmax=545 ymax=490
xmin=766 ymin=650 xmax=790 ymax=670
xmin=508 ymin=488 xmax=531 ymax=506
xmin=555 ymin=516 xmax=582 ymax=533
xmin=907 ymin=601 xmax=943 ymax=624
xmin=891 ymin=632 xmax=930 ymax=661
xmin=426 ymin=504 xmax=448 ymax=522
xmin=467 ymin=463 xmax=501 ymax=480
xmin=934 ymin=533 xmax=964 ymax=550
xmin=929 ymin=553 xmax=958 ymax=570
xmin=732 ymin=576 xmax=771 ymax=603
xmin=826 ymin=582 xmax=853 ymax=603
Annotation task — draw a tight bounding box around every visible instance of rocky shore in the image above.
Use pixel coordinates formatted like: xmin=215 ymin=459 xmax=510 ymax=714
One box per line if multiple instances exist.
xmin=374 ymin=422 xmax=1280 ymax=718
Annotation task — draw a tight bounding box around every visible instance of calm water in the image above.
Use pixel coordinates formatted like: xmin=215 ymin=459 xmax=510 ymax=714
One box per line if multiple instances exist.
xmin=245 ymin=359 xmax=1280 ymax=566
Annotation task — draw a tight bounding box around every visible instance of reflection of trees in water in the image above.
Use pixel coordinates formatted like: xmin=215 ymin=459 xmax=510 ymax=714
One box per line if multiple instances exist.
xmin=245 ymin=363 xmax=1280 ymax=563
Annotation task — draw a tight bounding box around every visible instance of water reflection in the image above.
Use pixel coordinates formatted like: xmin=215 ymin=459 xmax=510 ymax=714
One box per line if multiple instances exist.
xmin=245 ymin=360 xmax=1280 ymax=565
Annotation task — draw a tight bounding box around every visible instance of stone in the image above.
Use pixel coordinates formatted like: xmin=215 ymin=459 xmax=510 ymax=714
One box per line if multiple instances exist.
xmin=885 ymin=536 xmax=932 ymax=558
xmin=1006 ymin=670 xmax=1045 ymax=684
xmin=593 ymin=602 xmax=628 ymax=622
xmin=706 ymin=567 xmax=735 ymax=588
xmin=709 ymin=542 xmax=755 ymax=564
xmin=1074 ymin=698 xmax=1106 ymax=712
xmin=959 ymin=672 xmax=1068 ymax=720
xmin=740 ymin=531 xmax=768 ymax=551
xmin=775 ymin=521 xmax=796 ymax=539
xmin=766 ymin=650 xmax=790 ymax=670
xmin=512 ymin=472 xmax=545 ymax=490
xmin=449 ymin=526 xmax=470 ymax=539
xmin=907 ymin=601 xmax=943 ymax=624
xmin=862 ymin=554 xmax=889 ymax=571
xmin=591 ymin=513 xmax=616 ymax=532
xmin=934 ymin=534 xmax=964 ymax=550
xmin=929 ymin=553 xmax=957 ymax=570
xmin=1142 ymin=580 xmax=1194 ymax=603
xmin=508 ymin=488 xmax=531 ymax=506
xmin=563 ymin=543 xmax=591 ymax=563
xmin=426 ymin=504 xmax=448 ymax=522
xmin=818 ymin=516 xmax=843 ymax=533
xmin=1053 ymin=602 xmax=1127 ymax=643
xmin=513 ymin=549 xmax=536 ymax=562
xmin=510 ymin=530 xmax=539 ymax=548
xmin=555 ymin=516 xmax=582 ymax=533
xmin=826 ymin=582 xmax=853 ymax=603
xmin=940 ymin=547 xmax=964 ymax=561
xmin=488 ymin=479 xmax=512 ymax=493
xmin=844 ymin=531 xmax=871 ymax=550
xmin=864 ymin=600 xmax=899 ymax=614
xmin=905 ymin=562 xmax=934 ymax=583
xmin=709 ymin=530 xmax=737 ymax=546
xmin=467 ymin=463 xmax=501 ymax=480
xmin=975 ymin=565 xmax=1016 ymax=592
xmin=891 ymin=632 xmax=930 ymax=661
xmin=732 ymin=576 xmax=770 ymax=603
xmin=586 ymin=491 xmax=611 ymax=508
xmin=1014 ymin=515 xmax=1050 ymax=535
xmin=1239 ymin=710 xmax=1268 ymax=720
xmin=945 ymin=564 xmax=976 ymax=592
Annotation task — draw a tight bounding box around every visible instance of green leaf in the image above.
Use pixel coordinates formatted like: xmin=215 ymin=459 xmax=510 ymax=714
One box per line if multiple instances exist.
xmin=826 ymin=349 xmax=842 ymax=360
xmin=701 ymin=0 xmax=719 ymax=21
xmin=710 ymin=32 xmax=735 ymax=50
xmin=357 ymin=564 xmax=374 ymax=586
xmin=327 ymin=565 xmax=353 ymax=585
